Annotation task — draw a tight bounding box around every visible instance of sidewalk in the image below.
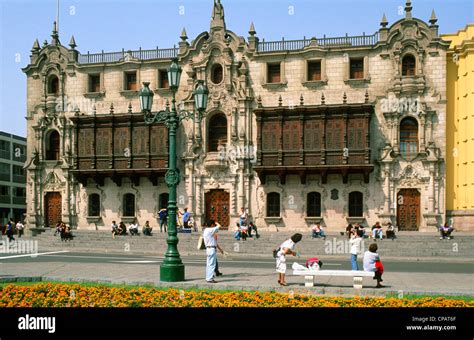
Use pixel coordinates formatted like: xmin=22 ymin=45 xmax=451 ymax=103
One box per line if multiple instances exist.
xmin=1 ymin=259 xmax=472 ymax=297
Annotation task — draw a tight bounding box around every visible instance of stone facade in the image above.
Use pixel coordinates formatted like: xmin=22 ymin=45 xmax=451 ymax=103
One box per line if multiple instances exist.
xmin=23 ymin=0 xmax=450 ymax=232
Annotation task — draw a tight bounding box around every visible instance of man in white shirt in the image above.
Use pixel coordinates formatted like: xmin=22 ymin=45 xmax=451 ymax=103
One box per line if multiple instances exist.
xmin=129 ymin=221 xmax=139 ymax=236
xmin=16 ymin=221 xmax=25 ymax=238
xmin=276 ymin=233 xmax=302 ymax=286
xmin=203 ymin=220 xmax=223 ymax=283
xmin=349 ymin=229 xmax=363 ymax=270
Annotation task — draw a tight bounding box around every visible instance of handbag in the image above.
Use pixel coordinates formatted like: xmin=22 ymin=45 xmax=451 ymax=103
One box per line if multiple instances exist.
xmin=197 ymin=236 xmax=206 ymax=250
xmin=375 ymin=260 xmax=384 ymax=275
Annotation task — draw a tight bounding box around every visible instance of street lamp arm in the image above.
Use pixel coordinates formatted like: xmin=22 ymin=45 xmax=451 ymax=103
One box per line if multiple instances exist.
xmin=176 ymin=110 xmax=195 ymax=123
xmin=144 ymin=110 xmax=170 ymax=125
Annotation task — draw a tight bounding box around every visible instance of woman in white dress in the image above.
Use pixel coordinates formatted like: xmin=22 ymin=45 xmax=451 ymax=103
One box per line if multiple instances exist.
xmin=276 ymin=233 xmax=302 ymax=286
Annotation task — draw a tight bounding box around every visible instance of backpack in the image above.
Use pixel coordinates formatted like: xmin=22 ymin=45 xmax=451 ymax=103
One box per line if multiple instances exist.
xmin=272 ymin=248 xmax=280 ymax=258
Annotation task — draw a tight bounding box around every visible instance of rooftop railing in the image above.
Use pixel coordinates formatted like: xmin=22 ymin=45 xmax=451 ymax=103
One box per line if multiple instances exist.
xmin=78 ymin=47 xmax=179 ymax=64
xmin=257 ymin=32 xmax=379 ymax=52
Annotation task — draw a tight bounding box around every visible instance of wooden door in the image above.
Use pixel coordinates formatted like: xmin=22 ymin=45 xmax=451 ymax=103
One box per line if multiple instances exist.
xmin=45 ymin=192 xmax=62 ymax=228
xmin=397 ymin=189 xmax=420 ymax=231
xmin=205 ymin=190 xmax=229 ymax=229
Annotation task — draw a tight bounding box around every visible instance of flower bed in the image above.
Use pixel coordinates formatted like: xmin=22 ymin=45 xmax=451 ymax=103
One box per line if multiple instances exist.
xmin=0 ymin=283 xmax=472 ymax=307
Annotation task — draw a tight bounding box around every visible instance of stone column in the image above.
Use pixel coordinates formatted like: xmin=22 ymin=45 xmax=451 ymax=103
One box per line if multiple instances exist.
xmin=419 ymin=115 xmax=426 ymax=151
xmin=195 ymin=176 xmax=202 ymax=216
xmin=383 ymin=167 xmax=391 ymax=213
xmin=429 ymin=169 xmax=435 ymax=213
xmin=239 ymin=162 xmax=245 ymax=213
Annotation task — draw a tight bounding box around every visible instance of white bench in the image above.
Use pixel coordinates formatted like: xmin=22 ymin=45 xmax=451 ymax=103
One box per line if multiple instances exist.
xmin=293 ymin=270 xmax=375 ymax=289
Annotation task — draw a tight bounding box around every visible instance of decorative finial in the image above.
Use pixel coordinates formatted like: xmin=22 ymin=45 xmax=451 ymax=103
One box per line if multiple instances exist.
xmin=31 ymin=39 xmax=40 ymax=53
xmin=380 ymin=13 xmax=388 ymax=28
xmin=429 ymin=9 xmax=438 ymax=25
xmin=321 ymin=92 xmax=325 ymax=105
xmin=257 ymin=95 xmax=262 ymax=108
xmin=74 ymin=106 xmax=80 ymax=116
xmin=249 ymin=22 xmax=256 ymax=36
xmin=109 ymin=103 xmax=114 ymax=114
xmin=69 ymin=35 xmax=77 ymax=49
xmin=128 ymin=102 xmax=132 ymax=114
xmin=51 ymin=21 xmax=60 ymax=45
xmin=365 ymin=90 xmax=369 ymax=103
xmin=405 ymin=0 xmax=412 ymax=18
xmin=343 ymin=92 xmax=347 ymax=104
xmin=300 ymin=94 xmax=304 ymax=106
xmin=278 ymin=95 xmax=282 ymax=107
xmin=166 ymin=99 xmax=170 ymax=110
xmin=43 ymin=40 xmax=49 ymax=48
xmin=92 ymin=104 xmax=96 ymax=116
xmin=180 ymin=27 xmax=188 ymax=41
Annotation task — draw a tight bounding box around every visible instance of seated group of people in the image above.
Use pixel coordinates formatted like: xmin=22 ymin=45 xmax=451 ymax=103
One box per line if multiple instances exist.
xmin=111 ymin=220 xmax=153 ymax=238
xmin=233 ymin=221 xmax=259 ymax=240
xmin=345 ymin=222 xmax=396 ymax=241
xmin=54 ymin=221 xmax=74 ymax=241
xmin=233 ymin=207 xmax=259 ymax=240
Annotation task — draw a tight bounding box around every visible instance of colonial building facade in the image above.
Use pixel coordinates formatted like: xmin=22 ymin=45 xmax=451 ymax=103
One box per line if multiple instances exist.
xmin=23 ymin=0 xmax=449 ymax=232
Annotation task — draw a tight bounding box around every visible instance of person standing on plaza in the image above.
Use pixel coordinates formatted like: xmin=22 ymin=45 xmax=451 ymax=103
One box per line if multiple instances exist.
xmin=203 ymin=220 xmax=223 ymax=283
xmin=6 ymin=219 xmax=15 ymax=242
xmin=276 ymin=233 xmax=302 ymax=286
xmin=158 ymin=208 xmax=168 ymax=233
xmin=182 ymin=208 xmax=191 ymax=229
xmin=16 ymin=220 xmax=24 ymax=238
xmin=349 ymin=229 xmax=363 ymax=270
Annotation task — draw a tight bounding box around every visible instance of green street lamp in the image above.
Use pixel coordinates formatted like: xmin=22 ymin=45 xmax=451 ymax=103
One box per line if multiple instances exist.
xmin=139 ymin=59 xmax=208 ymax=282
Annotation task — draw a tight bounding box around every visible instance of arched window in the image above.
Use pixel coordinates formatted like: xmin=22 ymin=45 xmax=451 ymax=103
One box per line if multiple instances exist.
xmin=159 ymin=193 xmax=169 ymax=210
xmin=267 ymin=192 xmax=280 ymax=217
xmin=123 ymin=193 xmax=135 ymax=217
xmin=48 ymin=75 xmax=59 ymax=95
xmin=208 ymin=114 xmax=227 ymax=152
xmin=402 ymin=55 xmax=416 ymax=76
xmin=211 ymin=64 xmax=223 ymax=84
xmin=88 ymin=194 xmax=100 ymax=217
xmin=400 ymin=117 xmax=418 ymax=159
xmin=46 ymin=130 xmax=60 ymax=160
xmin=349 ymin=191 xmax=363 ymax=217
xmin=307 ymin=192 xmax=321 ymax=217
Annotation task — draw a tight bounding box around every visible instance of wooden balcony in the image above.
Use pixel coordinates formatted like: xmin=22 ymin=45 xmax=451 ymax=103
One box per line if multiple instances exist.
xmin=254 ymin=102 xmax=374 ymax=184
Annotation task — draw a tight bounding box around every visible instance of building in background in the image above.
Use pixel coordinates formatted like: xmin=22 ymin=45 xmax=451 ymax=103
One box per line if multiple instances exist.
xmin=0 ymin=131 xmax=27 ymax=225
xmin=444 ymin=24 xmax=474 ymax=230
xmin=23 ymin=0 xmax=450 ymax=232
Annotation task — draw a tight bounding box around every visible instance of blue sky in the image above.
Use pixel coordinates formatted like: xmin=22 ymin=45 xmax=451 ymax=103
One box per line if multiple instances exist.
xmin=0 ymin=0 xmax=473 ymax=137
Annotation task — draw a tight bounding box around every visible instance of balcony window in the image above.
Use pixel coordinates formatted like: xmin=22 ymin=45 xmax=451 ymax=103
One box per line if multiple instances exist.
xmin=349 ymin=191 xmax=363 ymax=217
xmin=208 ymin=114 xmax=227 ymax=152
xmin=402 ymin=55 xmax=416 ymax=76
xmin=307 ymin=60 xmax=321 ymax=81
xmin=400 ymin=117 xmax=418 ymax=159
xmin=349 ymin=58 xmax=364 ymax=79
xmin=123 ymin=193 xmax=135 ymax=217
xmin=267 ymin=63 xmax=281 ymax=83
xmin=47 ymin=75 xmax=59 ymax=95
xmin=88 ymin=193 xmax=101 ymax=217
xmin=46 ymin=130 xmax=60 ymax=161
xmin=125 ymin=71 xmax=137 ymax=91
xmin=307 ymin=192 xmax=322 ymax=217
xmin=89 ymin=74 xmax=101 ymax=92
xmin=158 ymin=70 xmax=169 ymax=89
xmin=267 ymin=192 xmax=280 ymax=217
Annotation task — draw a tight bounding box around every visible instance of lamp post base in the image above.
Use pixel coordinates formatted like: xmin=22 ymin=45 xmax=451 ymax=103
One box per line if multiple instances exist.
xmin=160 ymin=263 xmax=185 ymax=282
